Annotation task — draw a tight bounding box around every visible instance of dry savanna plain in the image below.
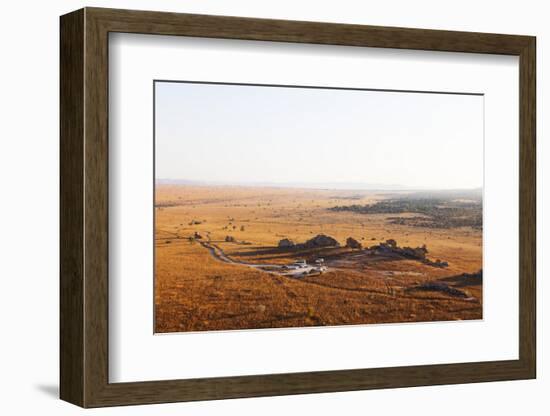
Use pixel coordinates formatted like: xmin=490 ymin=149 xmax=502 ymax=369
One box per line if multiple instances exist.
xmin=155 ymin=184 xmax=483 ymax=333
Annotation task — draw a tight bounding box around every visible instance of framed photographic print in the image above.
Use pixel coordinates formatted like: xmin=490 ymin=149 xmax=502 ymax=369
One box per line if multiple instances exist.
xmin=60 ymin=7 xmax=536 ymax=408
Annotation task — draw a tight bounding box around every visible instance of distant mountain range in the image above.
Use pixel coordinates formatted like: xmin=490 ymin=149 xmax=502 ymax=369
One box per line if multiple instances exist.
xmin=156 ymin=178 xmax=482 ymax=193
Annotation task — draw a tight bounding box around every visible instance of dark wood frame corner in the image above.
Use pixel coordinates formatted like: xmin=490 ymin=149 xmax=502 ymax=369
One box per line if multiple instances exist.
xmin=60 ymin=7 xmax=536 ymax=408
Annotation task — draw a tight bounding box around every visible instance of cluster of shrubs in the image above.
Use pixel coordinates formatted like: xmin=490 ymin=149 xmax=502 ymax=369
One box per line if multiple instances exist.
xmin=329 ymin=197 xmax=482 ymax=229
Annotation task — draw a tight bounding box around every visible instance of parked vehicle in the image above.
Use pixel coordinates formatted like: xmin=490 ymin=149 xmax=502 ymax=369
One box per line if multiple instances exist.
xmin=282 ymin=258 xmax=328 ymax=277
xmin=283 ymin=259 xmax=308 ymax=270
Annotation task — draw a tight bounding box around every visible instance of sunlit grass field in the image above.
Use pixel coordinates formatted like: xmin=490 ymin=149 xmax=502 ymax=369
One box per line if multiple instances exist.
xmin=155 ymin=185 xmax=482 ymax=333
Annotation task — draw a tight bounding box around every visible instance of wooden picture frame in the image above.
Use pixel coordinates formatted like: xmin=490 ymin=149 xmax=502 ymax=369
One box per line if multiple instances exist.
xmin=60 ymin=7 xmax=536 ymax=408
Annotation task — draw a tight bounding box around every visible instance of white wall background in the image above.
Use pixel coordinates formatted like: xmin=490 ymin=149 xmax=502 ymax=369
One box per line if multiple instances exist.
xmin=0 ymin=0 xmax=545 ymax=414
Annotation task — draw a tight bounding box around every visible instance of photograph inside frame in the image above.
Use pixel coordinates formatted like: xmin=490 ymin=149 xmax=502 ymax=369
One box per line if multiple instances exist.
xmin=153 ymin=80 xmax=484 ymax=333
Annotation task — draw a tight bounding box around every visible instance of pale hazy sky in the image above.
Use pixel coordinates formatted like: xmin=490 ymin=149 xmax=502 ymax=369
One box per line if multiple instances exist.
xmin=155 ymin=81 xmax=483 ymax=190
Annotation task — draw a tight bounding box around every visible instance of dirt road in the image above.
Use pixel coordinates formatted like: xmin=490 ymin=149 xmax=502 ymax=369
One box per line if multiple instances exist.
xmin=199 ymin=240 xmax=326 ymax=277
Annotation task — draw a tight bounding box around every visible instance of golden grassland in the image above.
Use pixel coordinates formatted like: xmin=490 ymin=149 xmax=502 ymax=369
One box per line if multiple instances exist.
xmin=155 ymin=185 xmax=482 ymax=333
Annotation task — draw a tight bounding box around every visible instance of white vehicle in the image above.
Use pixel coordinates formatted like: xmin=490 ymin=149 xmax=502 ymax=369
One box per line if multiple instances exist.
xmin=282 ymin=259 xmax=328 ymax=278
xmin=313 ymin=259 xmax=327 ymax=273
xmin=283 ymin=259 xmax=308 ymax=270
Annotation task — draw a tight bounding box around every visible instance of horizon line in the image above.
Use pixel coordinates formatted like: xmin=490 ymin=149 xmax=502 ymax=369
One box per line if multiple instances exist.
xmin=155 ymin=178 xmax=483 ymax=192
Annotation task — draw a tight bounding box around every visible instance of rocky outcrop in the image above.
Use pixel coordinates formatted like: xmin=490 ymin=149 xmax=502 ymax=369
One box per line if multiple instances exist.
xmin=345 ymin=237 xmax=362 ymax=249
xmin=296 ymin=234 xmax=340 ymax=250
xmin=371 ymin=241 xmax=432 ymax=262
xmin=225 ymin=235 xmax=235 ymax=242
xmin=372 ymin=241 xmax=448 ymax=267
xmin=411 ymin=282 xmax=468 ymax=298
xmin=278 ymin=234 xmax=340 ymax=250
xmin=427 ymin=259 xmax=449 ymax=268
xmin=400 ymin=245 xmax=428 ymax=260
xmin=278 ymin=238 xmax=295 ymax=248
xmin=385 ymin=239 xmax=397 ymax=248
